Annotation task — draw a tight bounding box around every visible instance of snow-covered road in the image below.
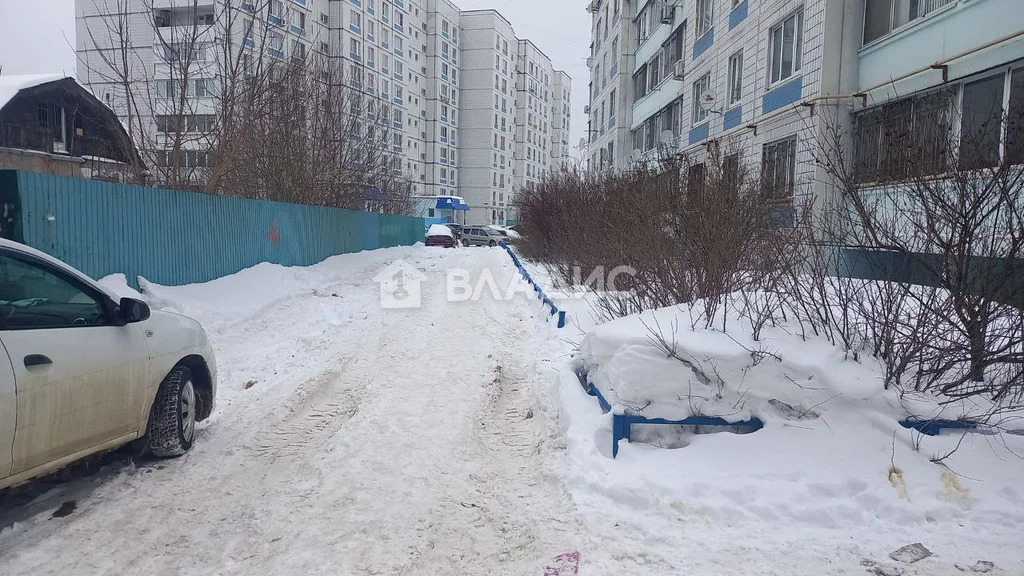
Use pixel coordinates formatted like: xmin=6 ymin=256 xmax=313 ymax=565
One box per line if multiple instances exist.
xmin=3 ymin=246 xmax=1022 ymax=576
xmin=0 ymin=247 xmax=590 ymax=575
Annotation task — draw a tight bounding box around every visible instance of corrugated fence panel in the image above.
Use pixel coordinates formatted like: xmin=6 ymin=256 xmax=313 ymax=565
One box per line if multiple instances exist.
xmin=3 ymin=171 xmax=424 ymax=287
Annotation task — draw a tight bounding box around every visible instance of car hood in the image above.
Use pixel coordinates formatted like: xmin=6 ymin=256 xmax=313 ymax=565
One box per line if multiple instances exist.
xmin=146 ymin=309 xmax=210 ymax=349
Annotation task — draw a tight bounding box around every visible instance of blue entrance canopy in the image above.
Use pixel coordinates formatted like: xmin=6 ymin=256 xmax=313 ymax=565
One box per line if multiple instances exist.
xmin=436 ymin=196 xmax=469 ymax=210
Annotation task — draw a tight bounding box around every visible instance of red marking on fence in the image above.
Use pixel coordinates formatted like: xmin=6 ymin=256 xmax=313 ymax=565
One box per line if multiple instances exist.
xmin=268 ymin=221 xmax=281 ymax=244
xmin=544 ymin=551 xmax=580 ymax=576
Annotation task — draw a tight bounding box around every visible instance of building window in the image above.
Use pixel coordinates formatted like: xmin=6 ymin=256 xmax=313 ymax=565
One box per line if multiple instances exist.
xmin=863 ymin=0 xmax=955 ymax=45
xmin=687 ymin=163 xmax=706 ymax=202
xmin=854 ymin=86 xmax=957 ymax=182
xmin=723 ymin=152 xmax=741 ymax=195
xmin=696 ymin=0 xmax=713 ymax=38
xmin=662 ymin=26 xmax=684 ymax=79
xmin=635 ymin=4 xmax=650 ymax=42
xmin=692 ymin=72 xmax=711 ymax=125
xmin=959 ymin=73 xmax=1009 ymax=170
xmin=769 ymin=9 xmax=803 ymax=86
xmin=648 ymin=52 xmax=662 ymax=89
xmin=270 ymin=0 xmax=284 ymax=18
xmin=351 ymin=10 xmax=361 ymax=30
xmin=633 ymin=64 xmax=648 ymax=99
xmin=762 ymin=136 xmax=797 ymax=199
xmin=727 ymin=50 xmax=743 ymax=105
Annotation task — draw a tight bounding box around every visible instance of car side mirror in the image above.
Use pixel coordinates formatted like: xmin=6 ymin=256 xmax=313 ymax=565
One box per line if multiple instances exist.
xmin=120 ymin=297 xmax=151 ymax=323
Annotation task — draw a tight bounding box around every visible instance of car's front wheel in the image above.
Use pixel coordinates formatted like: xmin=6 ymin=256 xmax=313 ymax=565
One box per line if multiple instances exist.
xmin=488 ymin=240 xmax=497 ymax=247
xmin=147 ymin=365 xmax=197 ymax=457
xmin=462 ymin=238 xmax=470 ymax=247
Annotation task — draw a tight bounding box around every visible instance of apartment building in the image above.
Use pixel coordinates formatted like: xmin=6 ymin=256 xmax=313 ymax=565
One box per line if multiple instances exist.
xmin=587 ymin=0 xmax=1023 ymax=219
xmin=587 ymin=0 xmax=858 ymax=215
xmin=586 ymin=0 xmax=635 ymax=171
xmin=78 ymin=0 xmax=570 ymax=225
xmin=854 ymin=0 xmax=1023 ymax=184
xmin=513 ymin=39 xmax=556 ymax=202
xmin=551 ymin=70 xmax=574 ymax=170
xmin=76 ymin=0 xmax=249 ymax=171
xmin=458 ymin=10 xmax=518 ymax=225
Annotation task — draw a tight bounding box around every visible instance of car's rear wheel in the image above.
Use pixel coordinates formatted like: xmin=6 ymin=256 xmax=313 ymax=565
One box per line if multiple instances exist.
xmin=147 ymin=365 xmax=197 ymax=457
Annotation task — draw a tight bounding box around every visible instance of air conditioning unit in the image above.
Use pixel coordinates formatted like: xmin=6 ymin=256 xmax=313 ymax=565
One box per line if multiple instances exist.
xmin=673 ymin=59 xmax=685 ymax=80
xmin=441 ymin=96 xmax=450 ymax=104
xmin=661 ymin=2 xmax=674 ymax=23
xmin=583 ymin=105 xmax=590 ymax=114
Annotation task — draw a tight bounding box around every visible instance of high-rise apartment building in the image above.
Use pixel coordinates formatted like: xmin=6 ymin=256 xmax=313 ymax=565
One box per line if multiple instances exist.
xmin=513 ymin=39 xmax=555 ymax=205
xmin=587 ymin=0 xmax=1023 ymax=220
xmin=77 ymin=0 xmax=570 ymax=225
xmin=458 ymin=10 xmax=517 ymax=225
xmin=551 ymin=70 xmax=573 ymax=171
xmin=586 ymin=0 xmax=633 ymax=172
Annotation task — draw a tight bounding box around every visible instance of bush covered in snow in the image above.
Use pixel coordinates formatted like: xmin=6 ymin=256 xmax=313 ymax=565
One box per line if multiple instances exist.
xmin=517 ymin=136 xmax=1024 ymax=414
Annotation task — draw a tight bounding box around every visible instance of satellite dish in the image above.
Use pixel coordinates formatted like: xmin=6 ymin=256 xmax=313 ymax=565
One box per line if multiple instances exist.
xmin=698 ymin=89 xmax=718 ymax=112
xmin=660 ymin=130 xmax=674 ymax=145
xmin=630 ymin=149 xmax=642 ymax=162
xmin=578 ymin=137 xmax=587 ymax=149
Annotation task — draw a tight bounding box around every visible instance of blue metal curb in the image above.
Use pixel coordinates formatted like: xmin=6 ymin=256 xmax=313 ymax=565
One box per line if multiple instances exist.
xmin=498 ymin=243 xmax=565 ymax=329
xmin=899 ymin=418 xmax=979 ymax=436
xmin=575 ymin=369 xmax=764 ymax=458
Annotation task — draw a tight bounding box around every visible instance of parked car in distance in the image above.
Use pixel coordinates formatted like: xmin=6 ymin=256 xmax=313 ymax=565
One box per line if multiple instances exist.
xmin=444 ymin=223 xmax=464 ymax=239
xmin=0 ymin=238 xmax=217 ymax=491
xmin=425 ymin=224 xmax=457 ymax=248
xmin=461 ymin=226 xmax=505 ymax=247
xmin=486 ymin=225 xmax=521 ymax=240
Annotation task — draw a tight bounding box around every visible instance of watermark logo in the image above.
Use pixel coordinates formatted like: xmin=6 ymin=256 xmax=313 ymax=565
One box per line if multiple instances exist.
xmin=569 ymin=265 xmax=637 ymax=293
xmin=372 ymin=259 xmax=427 ymax=309
xmin=447 ymin=268 xmax=534 ymax=302
xmin=374 ymin=260 xmax=637 ymax=308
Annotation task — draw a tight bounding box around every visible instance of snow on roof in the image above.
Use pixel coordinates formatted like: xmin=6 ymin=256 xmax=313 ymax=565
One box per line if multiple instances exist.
xmin=427 ymin=224 xmax=454 ymax=237
xmin=0 ymin=73 xmax=69 ymax=112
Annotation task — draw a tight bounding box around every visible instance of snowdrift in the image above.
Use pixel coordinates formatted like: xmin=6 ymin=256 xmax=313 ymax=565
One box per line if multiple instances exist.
xmin=563 ymin=296 xmax=1024 ymax=541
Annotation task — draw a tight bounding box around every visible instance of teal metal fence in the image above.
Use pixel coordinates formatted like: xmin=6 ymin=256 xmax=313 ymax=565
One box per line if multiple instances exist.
xmin=0 ymin=170 xmax=424 ymax=287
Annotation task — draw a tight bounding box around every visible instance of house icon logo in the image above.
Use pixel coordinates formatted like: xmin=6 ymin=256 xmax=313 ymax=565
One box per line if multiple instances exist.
xmin=373 ymin=259 xmax=427 ymax=309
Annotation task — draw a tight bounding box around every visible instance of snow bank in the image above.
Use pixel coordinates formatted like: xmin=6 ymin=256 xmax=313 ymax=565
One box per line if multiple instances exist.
xmin=577 ymin=301 xmax=888 ymax=422
xmin=131 ymin=248 xmax=415 ymax=333
xmin=550 ymin=292 xmax=1024 ymax=572
xmin=96 ymin=273 xmax=143 ymax=299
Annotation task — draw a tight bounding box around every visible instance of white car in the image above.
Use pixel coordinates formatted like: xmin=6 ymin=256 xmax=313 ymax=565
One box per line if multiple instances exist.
xmin=0 ymin=239 xmax=216 ymax=491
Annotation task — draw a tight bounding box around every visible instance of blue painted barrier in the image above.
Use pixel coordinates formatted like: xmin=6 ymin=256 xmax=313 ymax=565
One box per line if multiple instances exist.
xmin=498 ymin=241 xmax=566 ymax=329
xmin=611 ymin=413 xmax=765 ymax=457
xmin=575 ymin=368 xmax=763 ymax=458
xmin=899 ymin=418 xmax=979 ymax=436
xmin=574 ymin=370 xmax=611 ymax=413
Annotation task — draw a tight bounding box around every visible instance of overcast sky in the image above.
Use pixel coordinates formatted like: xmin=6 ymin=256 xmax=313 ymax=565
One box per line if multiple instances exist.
xmin=0 ymin=0 xmax=591 ymax=145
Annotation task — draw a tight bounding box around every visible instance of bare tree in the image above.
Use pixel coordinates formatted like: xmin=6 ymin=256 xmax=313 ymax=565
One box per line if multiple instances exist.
xmin=78 ymin=0 xmax=413 ymax=213
xmin=815 ymin=89 xmax=1024 ymax=405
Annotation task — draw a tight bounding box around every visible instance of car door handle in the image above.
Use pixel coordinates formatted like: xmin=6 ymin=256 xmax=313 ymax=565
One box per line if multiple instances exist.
xmin=24 ymin=354 xmax=52 ymax=367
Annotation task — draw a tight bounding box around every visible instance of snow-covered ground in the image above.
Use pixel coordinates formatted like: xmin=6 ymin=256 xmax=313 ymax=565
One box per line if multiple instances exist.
xmin=0 ymin=247 xmax=599 ymax=575
xmin=1 ymin=246 xmax=1022 ymax=575
xmin=524 ymin=257 xmax=1024 ymax=576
